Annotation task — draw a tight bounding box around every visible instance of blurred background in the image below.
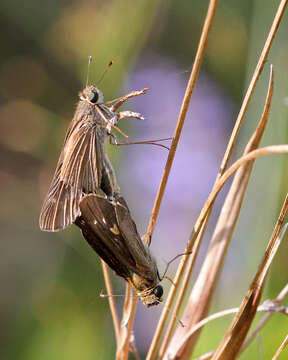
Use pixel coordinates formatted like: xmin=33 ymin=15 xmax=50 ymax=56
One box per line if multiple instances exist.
xmin=1 ymin=0 xmax=287 ymax=359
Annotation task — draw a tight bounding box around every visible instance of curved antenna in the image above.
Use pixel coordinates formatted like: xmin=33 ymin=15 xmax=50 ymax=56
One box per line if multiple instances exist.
xmin=160 ymin=252 xmax=192 ymax=280
xmin=97 ymin=60 xmax=114 ymax=85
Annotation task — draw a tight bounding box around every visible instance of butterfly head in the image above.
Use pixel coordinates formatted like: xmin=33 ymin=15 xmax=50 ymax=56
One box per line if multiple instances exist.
xmin=130 ymin=272 xmax=164 ymax=307
xmin=80 ymin=86 xmax=104 ymax=104
xmin=138 ymin=284 xmax=164 ymax=307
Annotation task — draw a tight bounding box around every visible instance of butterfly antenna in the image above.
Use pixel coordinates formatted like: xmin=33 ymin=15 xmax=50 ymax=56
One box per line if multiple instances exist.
xmin=86 ymin=56 xmax=93 ymax=87
xmin=97 ymin=60 xmax=114 ymax=85
xmin=162 ymin=275 xmax=176 ymax=286
xmin=100 ymin=290 xmax=126 ymax=298
xmin=100 ymin=290 xmax=137 ymax=300
xmin=161 ymin=252 xmax=192 ymax=280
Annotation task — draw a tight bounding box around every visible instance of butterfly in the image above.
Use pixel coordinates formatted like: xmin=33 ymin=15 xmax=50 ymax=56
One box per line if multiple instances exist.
xmin=75 ymin=193 xmax=163 ymax=307
xmin=39 ymin=85 xmax=147 ymax=231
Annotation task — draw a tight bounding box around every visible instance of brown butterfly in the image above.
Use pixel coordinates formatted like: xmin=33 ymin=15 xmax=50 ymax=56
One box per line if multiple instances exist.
xmin=39 ymin=85 xmax=147 ymax=231
xmin=75 ymin=193 xmax=163 ymax=307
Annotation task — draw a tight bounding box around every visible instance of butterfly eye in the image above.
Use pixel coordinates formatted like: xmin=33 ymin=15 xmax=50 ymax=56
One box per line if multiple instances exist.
xmin=88 ymin=91 xmax=99 ymax=103
xmin=153 ymin=285 xmax=163 ymax=299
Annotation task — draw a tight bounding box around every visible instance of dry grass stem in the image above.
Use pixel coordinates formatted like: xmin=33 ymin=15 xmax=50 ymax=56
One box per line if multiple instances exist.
xmin=157 ymin=143 xmax=288 ymax=359
xmin=146 ymin=0 xmax=220 ymax=358
xmin=159 ymin=1 xmax=288 ymax=353
xmin=272 ymin=334 xmax=288 ymax=360
xmin=240 ymin=283 xmax=288 ymax=354
xmin=101 ymin=260 xmax=120 ymax=345
xmin=211 ymin=195 xmax=288 ymax=359
xmin=195 ymin=282 xmax=288 ymax=360
xmin=160 ymin=144 xmax=288 ymax=359
xmin=172 ymin=286 xmax=288 ymax=356
xmin=197 ymin=145 xmax=288 ymax=230
xmin=145 ymin=0 xmax=219 ymax=245
xmin=194 ymin=351 xmax=215 ymax=360
xmin=218 ymin=0 xmax=288 ymax=174
xmin=162 ymin=66 xmax=274 ymax=359
xmin=116 ymin=284 xmax=137 ymax=360
xmin=158 ymin=214 xmax=209 ymax=358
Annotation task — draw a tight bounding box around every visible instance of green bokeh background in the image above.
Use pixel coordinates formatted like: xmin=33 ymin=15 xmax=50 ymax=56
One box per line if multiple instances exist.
xmin=0 ymin=0 xmax=287 ymax=359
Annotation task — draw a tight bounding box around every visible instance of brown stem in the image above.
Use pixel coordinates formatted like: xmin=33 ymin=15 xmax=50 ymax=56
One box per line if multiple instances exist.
xmin=161 ymin=66 xmax=274 ymax=358
xmin=101 ymin=260 xmax=120 ymax=345
xmin=145 ymin=0 xmax=220 ymax=245
xmin=146 ymin=0 xmax=220 ymax=358
xmin=219 ymin=0 xmax=288 ymax=174
xmin=194 ymin=283 xmax=288 ymax=360
xmin=272 ymin=334 xmax=288 ymax=360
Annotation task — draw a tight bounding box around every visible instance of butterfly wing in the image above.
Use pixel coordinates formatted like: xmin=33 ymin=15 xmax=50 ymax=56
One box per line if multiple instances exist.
xmin=39 ymin=108 xmax=104 ymax=231
xmin=77 ymin=194 xmax=158 ymax=280
xmin=76 ymin=194 xmax=139 ymax=279
xmin=113 ymin=196 xmax=158 ymax=280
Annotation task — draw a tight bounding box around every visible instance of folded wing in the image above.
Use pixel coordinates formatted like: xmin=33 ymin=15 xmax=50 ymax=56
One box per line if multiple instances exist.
xmin=39 ymin=116 xmax=103 ymax=231
xmin=76 ymin=194 xmax=154 ymax=280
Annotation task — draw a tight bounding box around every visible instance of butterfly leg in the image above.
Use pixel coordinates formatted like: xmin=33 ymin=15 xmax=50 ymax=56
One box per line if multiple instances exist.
xmin=100 ymin=152 xmax=121 ymax=198
xmin=108 ymin=88 xmax=148 ymax=112
xmin=118 ymin=110 xmax=145 ymax=121
xmin=106 ymin=111 xmax=144 ymax=133
xmin=108 ymin=133 xmax=118 ymax=145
